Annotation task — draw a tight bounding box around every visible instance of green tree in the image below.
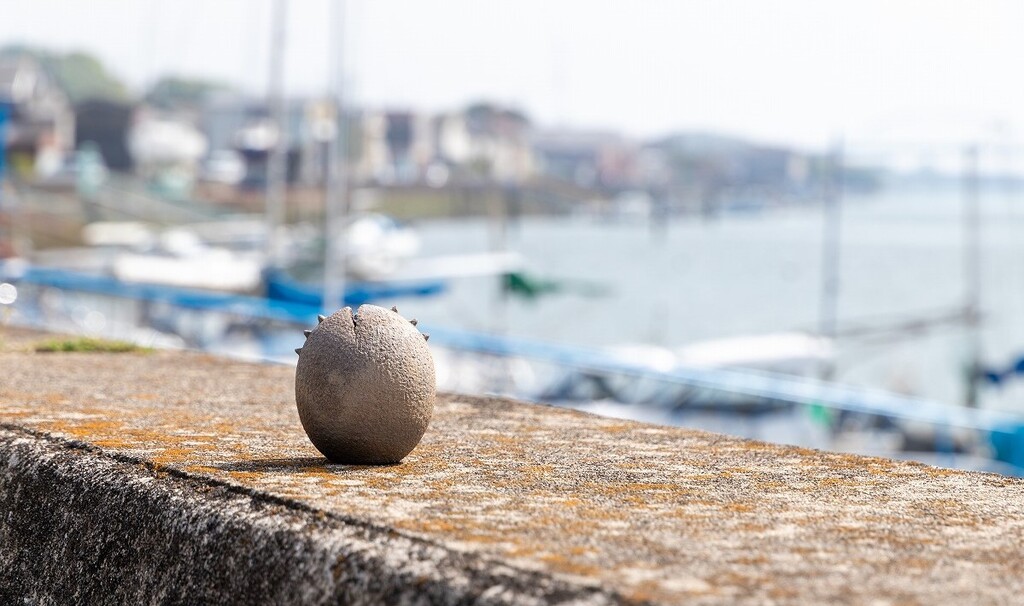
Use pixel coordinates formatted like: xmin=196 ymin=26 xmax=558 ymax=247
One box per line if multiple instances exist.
xmin=145 ymin=75 xmax=232 ymax=109
xmin=52 ymin=51 xmax=129 ymax=102
xmin=0 ymin=45 xmax=129 ymax=103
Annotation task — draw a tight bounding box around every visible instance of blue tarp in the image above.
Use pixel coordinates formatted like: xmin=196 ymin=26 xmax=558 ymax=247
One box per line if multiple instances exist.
xmin=8 ymin=266 xmax=446 ymax=324
xmin=11 ymin=266 xmax=322 ymax=324
xmin=262 ymin=268 xmax=445 ymax=308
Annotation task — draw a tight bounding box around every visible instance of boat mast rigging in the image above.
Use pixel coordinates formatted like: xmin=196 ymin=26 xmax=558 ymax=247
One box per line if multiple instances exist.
xmin=265 ymin=0 xmax=288 ymax=271
xmin=322 ymin=0 xmax=348 ymax=314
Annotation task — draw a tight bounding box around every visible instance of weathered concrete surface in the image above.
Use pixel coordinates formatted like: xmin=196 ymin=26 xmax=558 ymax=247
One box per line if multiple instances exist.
xmin=3 ymin=326 xmax=1024 ymax=604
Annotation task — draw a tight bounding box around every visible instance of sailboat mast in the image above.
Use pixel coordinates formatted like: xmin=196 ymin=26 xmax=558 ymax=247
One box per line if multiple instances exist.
xmin=322 ymin=0 xmax=348 ymax=314
xmin=963 ymin=144 xmax=982 ymax=408
xmin=818 ymin=141 xmax=843 ymax=380
xmin=265 ymin=0 xmax=288 ymax=270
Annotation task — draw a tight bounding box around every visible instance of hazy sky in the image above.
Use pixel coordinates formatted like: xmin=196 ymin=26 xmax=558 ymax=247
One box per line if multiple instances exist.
xmin=4 ymin=1 xmax=1024 ymax=150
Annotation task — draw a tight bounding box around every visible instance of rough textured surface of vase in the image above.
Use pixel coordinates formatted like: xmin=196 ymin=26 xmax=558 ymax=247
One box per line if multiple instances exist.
xmin=294 ymin=304 xmax=435 ymax=464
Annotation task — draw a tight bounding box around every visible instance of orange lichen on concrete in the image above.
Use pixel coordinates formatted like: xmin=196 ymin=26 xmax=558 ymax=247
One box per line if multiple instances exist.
xmin=3 ymin=325 xmax=1024 ymax=604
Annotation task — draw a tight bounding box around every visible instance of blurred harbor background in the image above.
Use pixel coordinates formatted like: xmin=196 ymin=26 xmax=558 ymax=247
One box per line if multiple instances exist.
xmin=5 ymin=1 xmax=1024 ymax=474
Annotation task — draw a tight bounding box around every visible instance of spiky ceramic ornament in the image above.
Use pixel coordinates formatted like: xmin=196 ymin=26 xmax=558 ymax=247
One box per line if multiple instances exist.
xmin=294 ymin=304 xmax=434 ymax=464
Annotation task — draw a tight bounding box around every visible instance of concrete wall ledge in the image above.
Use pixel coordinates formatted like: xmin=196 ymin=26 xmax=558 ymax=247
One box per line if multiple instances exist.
xmin=0 ymin=426 xmax=609 ymax=605
xmin=3 ymin=326 xmax=1024 ymax=604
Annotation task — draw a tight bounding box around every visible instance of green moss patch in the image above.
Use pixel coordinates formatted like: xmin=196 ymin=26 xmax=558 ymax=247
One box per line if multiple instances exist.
xmin=34 ymin=337 xmax=149 ymax=354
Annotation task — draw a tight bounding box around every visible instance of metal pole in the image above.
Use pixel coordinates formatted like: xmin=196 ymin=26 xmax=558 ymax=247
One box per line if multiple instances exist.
xmin=322 ymin=0 xmax=348 ymax=313
xmin=963 ymin=144 xmax=982 ymax=408
xmin=488 ymin=184 xmax=511 ymax=394
xmin=265 ymin=0 xmax=288 ymax=269
xmin=0 ymin=105 xmax=6 ymax=212
xmin=818 ymin=141 xmax=843 ymax=380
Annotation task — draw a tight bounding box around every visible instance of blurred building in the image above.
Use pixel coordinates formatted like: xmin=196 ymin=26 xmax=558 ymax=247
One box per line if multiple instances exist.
xmin=646 ymin=132 xmax=819 ymax=213
xmin=353 ymin=110 xmax=442 ymax=185
xmin=531 ymin=129 xmax=637 ymax=191
xmin=127 ymin=107 xmax=208 ymax=199
xmin=200 ymin=94 xmax=363 ymax=189
xmin=352 ymin=104 xmax=534 ymax=186
xmin=0 ymin=54 xmax=75 ymax=177
xmin=185 ymin=93 xmax=832 ymax=217
xmin=201 ymin=94 xmax=297 ymax=189
xmin=454 ymin=104 xmax=534 ymax=183
xmin=74 ymin=99 xmax=136 ymax=171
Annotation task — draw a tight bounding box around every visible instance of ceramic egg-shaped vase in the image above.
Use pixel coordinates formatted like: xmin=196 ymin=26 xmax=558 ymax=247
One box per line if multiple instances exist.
xmin=294 ymin=304 xmax=435 ymax=464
